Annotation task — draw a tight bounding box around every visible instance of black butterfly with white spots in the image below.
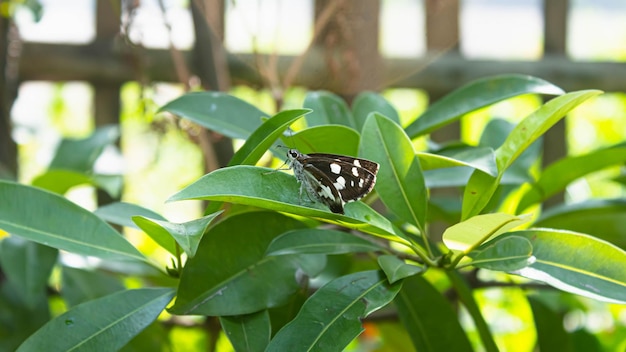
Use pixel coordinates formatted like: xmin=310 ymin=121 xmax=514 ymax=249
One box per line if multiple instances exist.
xmin=285 ymin=149 xmax=379 ymax=214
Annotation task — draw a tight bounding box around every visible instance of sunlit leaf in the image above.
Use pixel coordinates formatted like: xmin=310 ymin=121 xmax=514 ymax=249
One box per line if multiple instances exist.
xmin=442 ymin=213 xmax=529 ymax=253
xmin=468 ymin=235 xmax=533 ymax=271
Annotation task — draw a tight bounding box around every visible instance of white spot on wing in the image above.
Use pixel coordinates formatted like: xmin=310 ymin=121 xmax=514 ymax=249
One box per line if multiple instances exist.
xmin=330 ymin=163 xmax=341 ymax=174
xmin=334 ymin=176 xmax=346 ymax=190
xmin=353 ymin=160 xmax=361 ymax=167
xmin=358 ymin=178 xmax=364 ymax=188
xmin=351 ymin=167 xmax=359 ymax=176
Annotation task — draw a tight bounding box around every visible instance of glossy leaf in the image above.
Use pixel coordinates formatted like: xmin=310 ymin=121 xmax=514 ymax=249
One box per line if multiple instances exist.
xmin=505 ymin=229 xmax=626 ymax=303
xmin=352 ymin=91 xmax=400 ymax=131
xmin=281 ymin=125 xmax=360 ymax=156
xmin=518 ymin=146 xmax=626 ymax=212
xmin=49 ymin=125 xmax=119 ymax=172
xmin=170 ymin=212 xmax=311 ymax=315
xmin=0 ymin=237 xmax=58 ymax=308
xmin=17 ymin=288 xmax=174 ymax=352
xmin=468 ymin=235 xmax=533 ymax=271
xmin=229 ymin=109 xmax=311 ymax=166
xmin=133 ymin=211 xmax=222 ymax=257
xmin=168 ymin=166 xmax=411 ymax=244
xmin=462 ymin=89 xmax=602 ymax=219
xmin=159 ymin=91 xmax=269 ymax=140
xmin=94 ymin=202 xmax=167 ymax=229
xmin=266 ymin=228 xmax=384 ymax=256
xmin=267 ymin=270 xmax=401 ymax=351
xmin=532 ymin=199 xmax=626 ymax=249
xmin=361 ymin=112 xmax=427 ymax=231
xmin=442 ymin=213 xmax=529 ymax=252
xmin=395 ymin=275 xmax=473 ymax=352
xmin=220 ymin=310 xmax=270 ymax=352
xmin=303 ymin=91 xmax=355 ymax=128
xmin=0 ymin=181 xmax=146 ymax=262
xmin=377 ymin=255 xmax=424 ymax=284
xmin=405 ymin=75 xmax=564 ymax=138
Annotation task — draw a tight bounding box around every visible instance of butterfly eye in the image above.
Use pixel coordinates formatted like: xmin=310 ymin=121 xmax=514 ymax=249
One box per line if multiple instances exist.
xmin=288 ymin=150 xmax=298 ymax=158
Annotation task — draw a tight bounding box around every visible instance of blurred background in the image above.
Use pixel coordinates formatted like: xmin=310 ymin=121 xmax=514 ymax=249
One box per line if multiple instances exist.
xmin=1 ymin=0 xmax=626 ymax=350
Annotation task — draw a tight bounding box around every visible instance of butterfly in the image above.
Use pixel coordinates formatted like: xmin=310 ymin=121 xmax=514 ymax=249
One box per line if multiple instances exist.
xmin=285 ymin=149 xmax=379 ymax=214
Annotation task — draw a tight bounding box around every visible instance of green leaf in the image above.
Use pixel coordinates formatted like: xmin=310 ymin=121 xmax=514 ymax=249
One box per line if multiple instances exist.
xmin=377 ymin=255 xmax=424 ymax=283
xmin=462 ymin=89 xmax=603 ymax=219
xmin=50 ymin=125 xmax=119 ymax=172
xmin=468 ymin=235 xmax=533 ymax=271
xmin=518 ymin=146 xmax=626 ymax=212
xmin=282 ymin=125 xmax=360 ymax=156
xmin=267 ymin=270 xmax=401 ymax=351
xmin=533 ymin=199 xmax=626 ymax=249
xmin=504 ymin=229 xmax=626 ymax=303
xmin=170 ymin=212 xmax=309 ymax=315
xmin=395 ymin=275 xmax=473 ymax=352
xmin=31 ymin=169 xmax=92 ymax=194
xmin=0 ymin=181 xmax=146 ymax=262
xmin=527 ymin=296 xmax=573 ymax=352
xmin=405 ymin=74 xmax=564 ymax=138
xmin=133 ymin=211 xmax=223 ymax=257
xmin=220 ymin=310 xmax=270 ymax=352
xmin=442 ymin=213 xmax=529 ymax=253
xmin=168 ymin=166 xmax=410 ymax=245
xmin=303 ymin=91 xmax=355 ymax=128
xmin=361 ymin=112 xmax=427 ymax=231
xmin=352 ymin=91 xmax=400 ymax=131
xmin=61 ymin=266 xmax=126 ymax=307
xmin=418 ymin=146 xmax=497 ymax=176
xmin=266 ymin=228 xmax=384 ymax=256
xmin=0 ymin=237 xmax=58 ymax=308
xmin=0 ymin=283 xmax=50 ymax=352
xmin=94 ymin=202 xmax=167 ymax=229
xmin=229 ymin=109 xmax=311 ymax=166
xmin=159 ymin=91 xmax=269 ymax=140
xmin=17 ymin=288 xmax=174 ymax=352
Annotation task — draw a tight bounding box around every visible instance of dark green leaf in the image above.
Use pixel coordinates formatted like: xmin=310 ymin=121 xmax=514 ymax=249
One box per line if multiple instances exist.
xmin=395 ymin=275 xmax=473 ymax=352
xmin=377 ymin=255 xmax=424 ymax=283
xmin=303 ymin=91 xmax=355 ymax=128
xmin=229 ymin=109 xmax=311 ymax=166
xmin=0 ymin=237 xmax=57 ymax=308
xmin=0 ymin=181 xmax=146 ymax=262
xmin=17 ymin=288 xmax=175 ymax=352
xmin=405 ymin=75 xmax=564 ymax=138
xmin=361 ymin=112 xmax=427 ymax=231
xmin=267 ymin=270 xmax=401 ymax=351
xmin=528 ymin=296 xmax=573 ymax=352
xmin=504 ymin=229 xmax=626 ymax=303
xmin=220 ymin=311 xmax=271 ymax=352
xmin=168 ymin=166 xmax=411 ymax=244
xmin=50 ymin=125 xmax=119 ymax=172
xmin=159 ymin=91 xmax=269 ymax=140
xmin=170 ymin=212 xmax=308 ymax=315
xmin=266 ymin=228 xmax=383 ymax=256
xmin=0 ymin=283 xmax=49 ymax=351
xmin=352 ymin=91 xmax=400 ymax=131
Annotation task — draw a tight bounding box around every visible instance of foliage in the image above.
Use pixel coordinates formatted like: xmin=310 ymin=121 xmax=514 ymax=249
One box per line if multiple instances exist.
xmin=1 ymin=74 xmax=625 ymax=351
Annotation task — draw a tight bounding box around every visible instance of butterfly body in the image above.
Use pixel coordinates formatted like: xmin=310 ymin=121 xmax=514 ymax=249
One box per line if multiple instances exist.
xmin=285 ymin=149 xmax=379 ymax=214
